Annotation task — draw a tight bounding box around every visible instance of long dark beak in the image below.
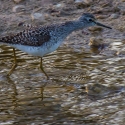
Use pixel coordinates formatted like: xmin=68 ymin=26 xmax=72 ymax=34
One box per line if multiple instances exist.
xmin=94 ymin=21 xmax=112 ymax=29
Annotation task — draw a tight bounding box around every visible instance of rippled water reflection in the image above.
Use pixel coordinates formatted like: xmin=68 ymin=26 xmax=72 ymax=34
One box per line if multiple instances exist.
xmin=0 ymin=38 xmax=125 ymax=124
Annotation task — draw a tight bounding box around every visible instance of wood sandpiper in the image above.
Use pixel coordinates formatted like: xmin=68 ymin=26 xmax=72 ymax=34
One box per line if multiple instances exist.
xmin=0 ymin=13 xmax=112 ymax=79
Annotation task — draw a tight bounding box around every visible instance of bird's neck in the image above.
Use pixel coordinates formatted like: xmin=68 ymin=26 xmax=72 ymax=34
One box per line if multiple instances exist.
xmin=50 ymin=20 xmax=85 ymax=44
xmin=62 ymin=20 xmax=85 ymax=33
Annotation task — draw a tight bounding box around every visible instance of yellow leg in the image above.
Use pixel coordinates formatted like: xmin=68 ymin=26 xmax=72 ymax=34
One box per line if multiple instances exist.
xmin=7 ymin=48 xmax=17 ymax=76
xmin=40 ymin=87 xmax=44 ymax=100
xmin=40 ymin=58 xmax=49 ymax=79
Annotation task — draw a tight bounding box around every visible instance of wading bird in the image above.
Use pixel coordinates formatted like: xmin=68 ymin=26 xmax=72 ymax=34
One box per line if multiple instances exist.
xmin=0 ymin=13 xmax=112 ymax=79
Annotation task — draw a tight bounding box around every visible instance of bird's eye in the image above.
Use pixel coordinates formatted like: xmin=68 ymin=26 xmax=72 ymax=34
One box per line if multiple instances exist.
xmin=88 ymin=19 xmax=93 ymax=22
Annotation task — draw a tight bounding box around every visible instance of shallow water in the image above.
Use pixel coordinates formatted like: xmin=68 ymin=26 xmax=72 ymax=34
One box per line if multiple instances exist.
xmin=0 ymin=37 xmax=125 ymax=125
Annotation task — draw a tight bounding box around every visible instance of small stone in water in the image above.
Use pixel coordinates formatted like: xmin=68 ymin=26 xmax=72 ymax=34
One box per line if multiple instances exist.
xmin=12 ymin=5 xmax=25 ymax=13
xmin=54 ymin=3 xmax=64 ymax=8
xmin=75 ymin=0 xmax=92 ymax=4
xmin=13 ymin=0 xmax=23 ymax=3
xmin=83 ymin=0 xmax=93 ymax=4
xmin=86 ymin=83 xmax=125 ymax=97
xmin=88 ymin=26 xmax=103 ymax=32
xmin=75 ymin=0 xmax=92 ymax=8
xmin=110 ymin=14 xmax=119 ymax=19
xmin=74 ymin=0 xmax=83 ymax=3
xmin=56 ymin=4 xmax=62 ymax=8
xmin=96 ymin=15 xmax=108 ymax=19
xmin=89 ymin=37 xmax=103 ymax=47
xmin=31 ymin=13 xmax=44 ymax=21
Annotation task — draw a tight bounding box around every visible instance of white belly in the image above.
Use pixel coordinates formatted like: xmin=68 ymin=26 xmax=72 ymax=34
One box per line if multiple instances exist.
xmin=9 ymin=41 xmax=62 ymax=57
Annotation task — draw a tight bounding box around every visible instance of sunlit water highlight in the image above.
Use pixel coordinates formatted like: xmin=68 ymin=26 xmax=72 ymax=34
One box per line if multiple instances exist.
xmin=0 ymin=38 xmax=125 ymax=125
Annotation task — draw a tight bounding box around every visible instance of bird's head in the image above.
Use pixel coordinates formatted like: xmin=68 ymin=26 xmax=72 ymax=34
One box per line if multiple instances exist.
xmin=79 ymin=13 xmax=112 ymax=29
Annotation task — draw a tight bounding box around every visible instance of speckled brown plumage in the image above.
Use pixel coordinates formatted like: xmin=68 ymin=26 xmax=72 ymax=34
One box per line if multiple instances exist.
xmin=0 ymin=26 xmax=51 ymax=47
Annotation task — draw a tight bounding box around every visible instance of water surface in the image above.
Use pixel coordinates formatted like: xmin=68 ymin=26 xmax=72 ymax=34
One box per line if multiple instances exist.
xmin=0 ymin=37 xmax=125 ymax=125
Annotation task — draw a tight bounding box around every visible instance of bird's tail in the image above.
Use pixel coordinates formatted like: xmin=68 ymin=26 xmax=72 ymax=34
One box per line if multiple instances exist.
xmin=0 ymin=37 xmax=6 ymax=44
xmin=0 ymin=35 xmax=13 ymax=45
xmin=0 ymin=38 xmax=4 ymax=45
